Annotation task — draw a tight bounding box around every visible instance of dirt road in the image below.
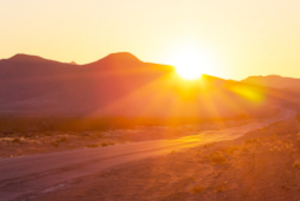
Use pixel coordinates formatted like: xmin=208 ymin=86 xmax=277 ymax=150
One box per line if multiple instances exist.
xmin=0 ymin=109 xmax=293 ymax=201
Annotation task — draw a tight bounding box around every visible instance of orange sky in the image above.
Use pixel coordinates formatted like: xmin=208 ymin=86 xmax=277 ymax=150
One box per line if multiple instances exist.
xmin=1 ymin=0 xmax=300 ymax=80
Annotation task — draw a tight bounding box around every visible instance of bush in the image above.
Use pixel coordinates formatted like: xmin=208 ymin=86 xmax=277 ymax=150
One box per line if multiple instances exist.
xmin=12 ymin=138 xmax=21 ymax=143
xmin=245 ymin=138 xmax=259 ymax=144
xmin=214 ymin=184 xmax=226 ymax=193
xmin=51 ymin=142 xmax=59 ymax=147
xmin=226 ymin=146 xmax=240 ymax=154
xmin=87 ymin=144 xmax=99 ymax=148
xmin=203 ymin=142 xmax=215 ymax=148
xmin=210 ymin=151 xmax=227 ymax=164
xmin=102 ymin=143 xmax=108 ymax=147
xmin=59 ymin=137 xmax=68 ymax=143
xmin=293 ymin=159 xmax=300 ymax=169
xmin=192 ymin=186 xmax=205 ymax=193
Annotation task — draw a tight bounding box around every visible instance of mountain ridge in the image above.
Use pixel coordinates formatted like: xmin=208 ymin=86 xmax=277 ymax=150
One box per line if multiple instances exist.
xmin=2 ymin=52 xmax=145 ymax=67
xmin=242 ymin=75 xmax=300 ymax=89
xmin=0 ymin=52 xmax=297 ymax=118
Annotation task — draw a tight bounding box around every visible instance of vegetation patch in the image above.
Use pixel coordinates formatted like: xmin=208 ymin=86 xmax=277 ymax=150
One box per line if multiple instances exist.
xmin=293 ymin=159 xmax=300 ymax=169
xmin=225 ymin=145 xmax=240 ymax=154
xmin=87 ymin=144 xmax=99 ymax=148
xmin=12 ymin=138 xmax=21 ymax=143
xmin=51 ymin=142 xmax=59 ymax=147
xmin=192 ymin=186 xmax=205 ymax=193
xmin=59 ymin=137 xmax=68 ymax=143
xmin=210 ymin=151 xmax=227 ymax=164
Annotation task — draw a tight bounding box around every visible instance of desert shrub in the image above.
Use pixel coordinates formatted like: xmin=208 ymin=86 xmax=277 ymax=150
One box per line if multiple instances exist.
xmin=293 ymin=159 xmax=300 ymax=169
xmin=0 ymin=115 xmax=258 ymax=134
xmin=270 ymin=134 xmax=277 ymax=141
xmin=214 ymin=184 xmax=226 ymax=193
xmin=245 ymin=138 xmax=259 ymax=144
xmin=101 ymin=142 xmax=114 ymax=147
xmin=87 ymin=144 xmax=99 ymax=148
xmin=210 ymin=151 xmax=227 ymax=164
xmin=226 ymin=146 xmax=240 ymax=154
xmin=44 ymin=132 xmax=53 ymax=136
xmin=192 ymin=186 xmax=205 ymax=193
xmin=102 ymin=143 xmax=108 ymax=147
xmin=12 ymin=138 xmax=21 ymax=143
xmin=203 ymin=142 xmax=215 ymax=148
xmin=51 ymin=142 xmax=59 ymax=147
xmin=295 ymin=138 xmax=300 ymax=149
xmin=59 ymin=137 xmax=68 ymax=143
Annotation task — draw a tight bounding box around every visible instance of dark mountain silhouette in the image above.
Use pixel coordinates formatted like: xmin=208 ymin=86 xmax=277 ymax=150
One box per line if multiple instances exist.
xmin=0 ymin=53 xmax=174 ymax=116
xmin=242 ymin=75 xmax=300 ymax=89
xmin=0 ymin=53 xmax=296 ymax=119
xmin=92 ymin=73 xmax=278 ymax=119
xmin=89 ymin=52 xmax=141 ymax=66
xmin=70 ymin=61 xmax=77 ymax=65
xmin=7 ymin=54 xmax=54 ymax=63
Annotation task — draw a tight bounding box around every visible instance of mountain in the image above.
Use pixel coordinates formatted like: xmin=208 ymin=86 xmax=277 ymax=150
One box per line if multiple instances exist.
xmin=0 ymin=53 xmax=174 ymax=116
xmin=70 ymin=61 xmax=77 ymax=65
xmin=87 ymin=52 xmax=142 ymax=68
xmin=0 ymin=53 xmax=296 ymax=119
xmin=241 ymin=75 xmax=300 ymax=89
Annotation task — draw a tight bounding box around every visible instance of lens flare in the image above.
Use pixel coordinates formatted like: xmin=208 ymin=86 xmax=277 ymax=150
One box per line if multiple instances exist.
xmin=165 ymin=44 xmax=216 ymax=80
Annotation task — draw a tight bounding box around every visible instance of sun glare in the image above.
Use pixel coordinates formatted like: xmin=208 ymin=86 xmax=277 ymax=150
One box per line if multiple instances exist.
xmin=166 ymin=44 xmax=215 ymax=80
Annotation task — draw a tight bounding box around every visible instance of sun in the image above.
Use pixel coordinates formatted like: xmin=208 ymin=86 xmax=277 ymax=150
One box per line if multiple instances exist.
xmin=165 ymin=44 xmax=215 ymax=80
xmin=175 ymin=53 xmax=204 ymax=80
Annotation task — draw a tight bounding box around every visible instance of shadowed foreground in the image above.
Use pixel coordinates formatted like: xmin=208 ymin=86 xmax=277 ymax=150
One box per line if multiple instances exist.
xmin=0 ymin=109 xmax=291 ymax=201
xmin=33 ymin=112 xmax=299 ymax=201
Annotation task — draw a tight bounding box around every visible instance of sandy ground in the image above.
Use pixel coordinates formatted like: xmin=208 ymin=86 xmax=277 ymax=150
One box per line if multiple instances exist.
xmin=0 ymin=119 xmax=254 ymax=159
xmin=29 ymin=117 xmax=300 ymax=201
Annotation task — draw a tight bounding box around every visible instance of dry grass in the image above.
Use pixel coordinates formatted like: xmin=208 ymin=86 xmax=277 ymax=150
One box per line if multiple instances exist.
xmin=0 ymin=117 xmax=257 ymax=159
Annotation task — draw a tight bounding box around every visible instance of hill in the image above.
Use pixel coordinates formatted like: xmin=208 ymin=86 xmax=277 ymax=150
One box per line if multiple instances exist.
xmin=0 ymin=53 xmax=173 ymax=116
xmin=241 ymin=75 xmax=300 ymax=89
xmin=0 ymin=53 xmax=297 ymax=122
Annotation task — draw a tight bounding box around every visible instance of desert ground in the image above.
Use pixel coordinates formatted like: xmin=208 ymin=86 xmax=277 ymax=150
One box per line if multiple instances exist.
xmin=28 ymin=114 xmax=300 ymax=201
xmin=0 ymin=118 xmax=254 ymax=159
xmin=1 ymin=109 xmax=298 ymax=201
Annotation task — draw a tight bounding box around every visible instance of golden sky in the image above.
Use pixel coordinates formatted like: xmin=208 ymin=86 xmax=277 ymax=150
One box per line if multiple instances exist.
xmin=1 ymin=0 xmax=300 ymax=80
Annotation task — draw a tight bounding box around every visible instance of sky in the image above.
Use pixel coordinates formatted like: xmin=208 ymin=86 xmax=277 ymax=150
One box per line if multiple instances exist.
xmin=1 ymin=0 xmax=300 ymax=80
